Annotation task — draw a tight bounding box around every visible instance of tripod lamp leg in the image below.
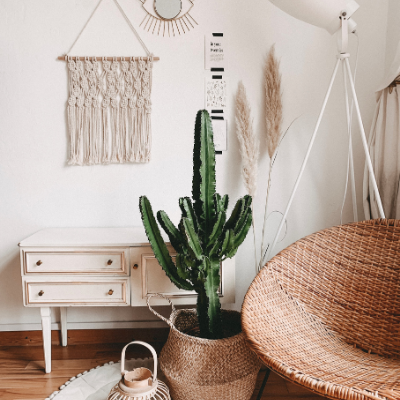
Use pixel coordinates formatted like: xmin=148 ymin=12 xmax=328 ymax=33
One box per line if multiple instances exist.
xmin=344 ymin=58 xmax=385 ymax=219
xmin=342 ymin=61 xmax=358 ymax=221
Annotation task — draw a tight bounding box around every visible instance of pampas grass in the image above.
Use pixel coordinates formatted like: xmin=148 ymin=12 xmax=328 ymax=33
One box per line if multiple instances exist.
xmin=235 ymin=81 xmax=259 ymax=197
xmin=260 ymin=45 xmax=283 ymax=270
xmin=235 ymin=81 xmax=259 ymax=272
xmin=264 ymin=45 xmax=283 ymax=158
xmin=235 ymin=45 xmax=285 ymax=273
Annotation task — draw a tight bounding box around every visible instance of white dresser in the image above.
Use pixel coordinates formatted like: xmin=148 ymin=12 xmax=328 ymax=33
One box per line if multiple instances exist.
xmin=19 ymin=228 xmax=235 ymax=373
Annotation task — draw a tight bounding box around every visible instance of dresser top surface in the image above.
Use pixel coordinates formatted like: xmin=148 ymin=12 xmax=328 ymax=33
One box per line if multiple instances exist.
xmin=19 ymin=228 xmax=154 ymax=247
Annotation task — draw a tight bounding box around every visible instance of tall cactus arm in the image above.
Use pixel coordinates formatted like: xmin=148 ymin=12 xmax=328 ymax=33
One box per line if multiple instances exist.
xmin=214 ymin=193 xmax=222 ymax=212
xmin=215 ymin=194 xmax=229 ymax=213
xmin=218 ymin=229 xmax=234 ymax=258
xmin=178 ymin=218 xmax=188 ymax=246
xmin=179 ymin=197 xmax=199 ymax=233
xmin=234 ymin=207 xmax=251 ymax=237
xmin=204 ymin=258 xmax=222 ymax=338
xmin=223 ymin=211 xmax=252 ymax=259
xmin=175 ymin=254 xmax=190 ymax=281
xmin=207 ymin=211 xmax=226 ymax=249
xmin=139 ymin=196 xmax=193 ymax=291
xmin=157 ymin=210 xmax=187 ymax=253
xmin=233 ymin=196 xmax=252 ymax=235
xmin=221 ymin=195 xmax=229 ymax=211
xmin=192 ymin=110 xmax=217 ymax=241
xmin=224 ymin=198 xmax=245 ymax=232
xmin=182 ymin=217 xmax=203 ymax=261
xmin=233 ymin=210 xmax=252 ymax=249
xmin=209 ymin=238 xmax=221 ymax=258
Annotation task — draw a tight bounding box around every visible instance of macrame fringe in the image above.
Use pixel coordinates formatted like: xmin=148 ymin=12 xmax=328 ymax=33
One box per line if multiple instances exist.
xmin=76 ymin=104 xmax=84 ymax=166
xmin=67 ymin=106 xmax=77 ymax=165
xmin=66 ymin=57 xmax=153 ymax=165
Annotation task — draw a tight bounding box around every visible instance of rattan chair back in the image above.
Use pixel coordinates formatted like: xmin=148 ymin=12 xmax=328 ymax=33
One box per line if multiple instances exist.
xmin=265 ymin=219 xmax=400 ymax=357
xmin=242 ymin=220 xmax=400 ymax=400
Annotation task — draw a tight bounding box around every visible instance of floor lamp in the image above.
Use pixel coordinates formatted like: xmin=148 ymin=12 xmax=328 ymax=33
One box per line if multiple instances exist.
xmin=262 ymin=0 xmax=386 ymax=266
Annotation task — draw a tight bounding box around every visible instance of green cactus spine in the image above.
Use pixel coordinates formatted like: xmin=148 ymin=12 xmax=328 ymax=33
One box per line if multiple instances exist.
xmin=139 ymin=110 xmax=252 ymax=339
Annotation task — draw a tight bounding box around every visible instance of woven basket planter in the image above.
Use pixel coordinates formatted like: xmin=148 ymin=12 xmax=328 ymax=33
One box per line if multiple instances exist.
xmin=148 ymin=295 xmax=261 ymax=400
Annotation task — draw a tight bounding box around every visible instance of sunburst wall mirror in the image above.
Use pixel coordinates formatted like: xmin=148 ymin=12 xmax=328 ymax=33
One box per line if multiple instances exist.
xmin=139 ymin=0 xmax=198 ymax=36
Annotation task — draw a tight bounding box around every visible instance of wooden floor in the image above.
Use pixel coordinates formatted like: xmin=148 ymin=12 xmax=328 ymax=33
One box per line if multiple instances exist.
xmin=0 ymin=331 xmax=327 ymax=400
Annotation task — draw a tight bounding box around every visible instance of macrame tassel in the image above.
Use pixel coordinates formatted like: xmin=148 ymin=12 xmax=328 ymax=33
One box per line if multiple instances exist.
xmin=141 ymin=109 xmax=149 ymax=162
xmin=140 ymin=58 xmax=152 ymax=163
xmin=102 ymin=102 xmax=111 ymax=163
xmin=121 ymin=60 xmax=132 ymax=162
xmin=67 ymin=103 xmax=77 ymax=165
xmin=88 ymin=103 xmax=96 ymax=165
xmin=91 ymin=60 xmax=102 ymax=164
xmin=136 ymin=107 xmax=144 ymax=162
xmin=120 ymin=102 xmax=128 ymax=162
xmin=67 ymin=59 xmax=80 ymax=165
xmin=125 ymin=106 xmax=132 ymax=160
xmin=76 ymin=100 xmax=84 ymax=165
xmin=143 ymin=103 xmax=152 ymax=162
xmin=83 ymin=101 xmax=91 ymax=165
xmin=110 ymin=103 xmax=121 ymax=163
xmin=119 ymin=106 xmax=127 ymax=162
xmin=93 ymin=103 xmax=102 ymax=164
xmin=133 ymin=107 xmax=139 ymax=161
xmin=128 ymin=104 xmax=137 ymax=162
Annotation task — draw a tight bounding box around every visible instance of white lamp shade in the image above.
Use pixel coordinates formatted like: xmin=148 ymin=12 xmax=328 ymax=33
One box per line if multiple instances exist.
xmin=269 ymin=0 xmax=359 ymax=34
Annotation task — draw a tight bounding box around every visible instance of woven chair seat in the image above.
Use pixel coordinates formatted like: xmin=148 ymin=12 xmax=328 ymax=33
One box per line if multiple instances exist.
xmin=242 ymin=219 xmax=400 ymax=400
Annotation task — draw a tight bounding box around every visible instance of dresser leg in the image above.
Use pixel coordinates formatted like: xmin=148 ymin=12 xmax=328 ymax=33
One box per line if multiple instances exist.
xmin=60 ymin=307 xmax=68 ymax=347
xmin=40 ymin=307 xmax=52 ymax=373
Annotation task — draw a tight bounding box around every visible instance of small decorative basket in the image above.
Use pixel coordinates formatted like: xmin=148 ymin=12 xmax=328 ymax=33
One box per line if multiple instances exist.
xmin=107 ymin=341 xmax=170 ymax=400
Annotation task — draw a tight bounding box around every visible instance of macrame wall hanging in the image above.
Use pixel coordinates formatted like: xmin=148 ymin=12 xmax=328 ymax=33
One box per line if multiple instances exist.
xmin=59 ymin=0 xmax=159 ymax=166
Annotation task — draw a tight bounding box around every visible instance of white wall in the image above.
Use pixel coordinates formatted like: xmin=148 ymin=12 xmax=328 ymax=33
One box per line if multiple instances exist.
xmin=386 ymin=0 xmax=400 ymax=69
xmin=0 ymin=0 xmax=389 ymax=331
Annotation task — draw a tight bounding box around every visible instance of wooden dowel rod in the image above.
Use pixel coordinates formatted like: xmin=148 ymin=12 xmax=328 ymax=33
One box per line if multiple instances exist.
xmin=57 ymin=56 xmax=160 ymax=61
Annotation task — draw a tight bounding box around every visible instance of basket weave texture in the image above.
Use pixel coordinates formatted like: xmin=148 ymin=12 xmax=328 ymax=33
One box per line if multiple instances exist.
xmin=159 ymin=308 xmax=261 ymax=400
xmin=242 ymin=219 xmax=400 ymax=400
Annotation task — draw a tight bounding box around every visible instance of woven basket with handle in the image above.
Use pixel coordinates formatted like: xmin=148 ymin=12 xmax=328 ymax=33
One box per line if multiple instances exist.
xmin=147 ymin=294 xmax=261 ymax=400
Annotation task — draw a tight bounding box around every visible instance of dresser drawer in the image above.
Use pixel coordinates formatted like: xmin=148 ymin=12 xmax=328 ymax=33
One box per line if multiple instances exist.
xmin=22 ymin=249 xmax=129 ymax=275
xmin=24 ymin=279 xmax=129 ymax=306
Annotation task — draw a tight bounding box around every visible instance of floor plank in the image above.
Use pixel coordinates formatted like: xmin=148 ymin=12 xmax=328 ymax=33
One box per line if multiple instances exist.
xmin=0 ymin=329 xmax=169 ymax=347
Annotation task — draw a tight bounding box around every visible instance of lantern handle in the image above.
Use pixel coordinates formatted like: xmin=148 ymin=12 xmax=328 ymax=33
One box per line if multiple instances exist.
xmin=120 ymin=341 xmax=158 ymax=382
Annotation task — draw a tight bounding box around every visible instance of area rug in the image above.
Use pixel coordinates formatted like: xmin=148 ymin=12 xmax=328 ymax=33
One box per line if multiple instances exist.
xmin=46 ymin=358 xmax=155 ymax=400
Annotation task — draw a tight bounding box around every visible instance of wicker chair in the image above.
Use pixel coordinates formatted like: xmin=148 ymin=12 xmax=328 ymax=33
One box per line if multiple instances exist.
xmin=242 ymin=219 xmax=400 ymax=400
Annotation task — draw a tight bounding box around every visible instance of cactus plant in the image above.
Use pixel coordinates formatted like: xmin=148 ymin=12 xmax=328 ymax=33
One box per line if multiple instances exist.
xmin=139 ymin=110 xmax=252 ymax=339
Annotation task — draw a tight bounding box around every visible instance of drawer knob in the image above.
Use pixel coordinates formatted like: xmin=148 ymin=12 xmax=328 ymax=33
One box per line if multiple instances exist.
xmin=108 ymin=289 xmax=114 ymax=296
xmin=38 ymin=290 xmax=44 ymax=296
xmin=107 ymin=259 xmax=113 ymax=265
xmin=133 ymin=263 xmax=139 ymax=270
xmin=36 ymin=260 xmax=43 ymax=266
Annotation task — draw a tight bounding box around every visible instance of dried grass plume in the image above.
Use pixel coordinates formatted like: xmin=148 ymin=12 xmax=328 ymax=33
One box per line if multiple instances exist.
xmin=235 ymin=81 xmax=259 ymax=197
xmin=260 ymin=45 xmax=284 ymax=270
xmin=264 ymin=45 xmax=283 ymax=158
